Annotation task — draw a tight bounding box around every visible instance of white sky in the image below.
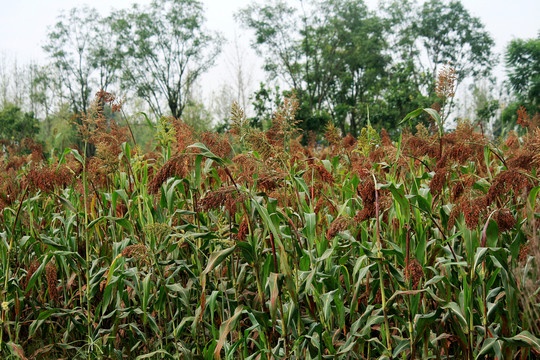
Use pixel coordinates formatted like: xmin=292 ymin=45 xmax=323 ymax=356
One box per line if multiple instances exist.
xmin=0 ymin=0 xmax=539 ymax=106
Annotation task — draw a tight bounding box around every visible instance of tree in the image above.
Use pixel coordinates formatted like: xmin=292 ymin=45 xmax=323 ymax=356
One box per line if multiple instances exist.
xmin=378 ymin=0 xmax=435 ymax=124
xmin=43 ymin=6 xmax=122 ymax=115
xmin=498 ymin=32 xmax=540 ymax=131
xmin=237 ymin=1 xmax=303 ymax=91
xmin=237 ymin=0 xmax=334 ymax=135
xmin=413 ymin=0 xmax=496 ymax=94
xmin=505 ymin=32 xmax=540 ymax=106
xmin=320 ymin=0 xmax=389 ymax=135
xmin=116 ymin=0 xmax=223 ymax=119
xmin=238 ymin=0 xmax=389 ymax=136
xmin=0 ymin=104 xmax=40 ymax=141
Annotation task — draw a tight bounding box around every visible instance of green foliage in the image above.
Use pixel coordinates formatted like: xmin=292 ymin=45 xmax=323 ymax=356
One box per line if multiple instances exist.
xmin=506 ymin=32 xmax=540 ymax=106
xmin=238 ymin=0 xmax=390 ymax=136
xmin=0 ymin=103 xmax=39 ymax=141
xmin=181 ymin=98 xmax=214 ymax=133
xmin=239 ymin=0 xmax=496 ymax=136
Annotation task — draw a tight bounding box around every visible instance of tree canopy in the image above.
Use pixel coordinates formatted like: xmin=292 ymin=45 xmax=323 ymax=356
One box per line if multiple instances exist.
xmin=506 ymin=32 xmax=540 ymax=106
xmin=116 ymin=0 xmax=223 ymax=119
xmin=43 ymin=0 xmax=223 ymax=122
xmin=0 ymin=103 xmax=39 ymax=140
xmin=238 ymin=0 xmax=496 ymax=136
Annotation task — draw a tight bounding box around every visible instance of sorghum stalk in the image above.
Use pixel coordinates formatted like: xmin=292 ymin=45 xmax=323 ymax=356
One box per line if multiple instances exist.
xmin=373 ymin=174 xmax=392 ymax=353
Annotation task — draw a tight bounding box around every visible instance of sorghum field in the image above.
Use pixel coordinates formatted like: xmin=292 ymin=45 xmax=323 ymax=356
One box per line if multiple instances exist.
xmin=0 ymin=93 xmax=539 ymax=359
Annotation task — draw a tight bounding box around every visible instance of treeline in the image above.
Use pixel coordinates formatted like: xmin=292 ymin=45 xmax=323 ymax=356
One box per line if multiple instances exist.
xmin=0 ymin=0 xmax=539 ymax=151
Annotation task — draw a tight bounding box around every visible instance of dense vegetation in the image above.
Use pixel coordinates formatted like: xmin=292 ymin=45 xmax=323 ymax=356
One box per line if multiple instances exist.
xmin=1 ymin=0 xmax=539 ymax=359
xmin=0 ymin=90 xmax=538 ymax=358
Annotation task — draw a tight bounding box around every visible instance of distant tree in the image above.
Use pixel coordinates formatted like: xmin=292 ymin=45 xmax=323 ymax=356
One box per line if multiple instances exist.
xmin=115 ymin=0 xmax=223 ymax=119
xmin=413 ymin=0 xmax=496 ymax=94
xmin=319 ymin=0 xmax=389 ymax=135
xmin=0 ymin=54 xmax=30 ymax=110
xmin=505 ymin=32 xmax=540 ymax=106
xmin=237 ymin=1 xmax=303 ymax=91
xmin=238 ymin=0 xmax=388 ymax=136
xmin=40 ymin=103 xmax=79 ymax=151
xmin=182 ymin=99 xmax=213 ymax=133
xmin=499 ymin=32 xmax=540 ymax=130
xmin=43 ymin=6 xmax=122 ymax=115
xmin=379 ymin=0 xmax=435 ymax=124
xmin=0 ymin=104 xmax=40 ymax=141
xmin=210 ymin=83 xmax=236 ymax=132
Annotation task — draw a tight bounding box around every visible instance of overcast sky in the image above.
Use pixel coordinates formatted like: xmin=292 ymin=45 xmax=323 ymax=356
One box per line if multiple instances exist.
xmin=1 ymin=0 xmax=539 ymax=104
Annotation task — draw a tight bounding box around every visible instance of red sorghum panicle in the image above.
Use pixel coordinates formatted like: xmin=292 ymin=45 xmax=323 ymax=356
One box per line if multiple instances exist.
xmin=257 ymin=172 xmax=285 ymax=192
xmin=326 ymin=216 xmax=354 ymax=240
xmin=96 ymin=89 xmax=124 ymax=113
xmin=46 ymin=261 xmax=58 ymax=304
xmin=518 ymin=243 xmax=530 ymax=264
xmin=355 ymin=176 xmax=376 ymax=223
xmin=311 ymin=163 xmax=334 ymax=184
xmin=517 ymin=106 xmax=530 ymax=129
xmin=430 ymin=168 xmax=447 ymax=195
xmin=406 ymin=259 xmax=424 ymax=289
xmin=200 ymin=131 xmax=232 ymax=159
xmin=199 ymin=186 xmax=245 ymax=217
xmin=495 ymin=208 xmax=516 ymax=232
xmin=506 ymin=131 xmax=519 ymax=149
xmin=436 ymin=64 xmax=456 ymax=99
xmin=461 ymin=199 xmax=484 ymax=230
xmin=24 ymin=260 xmax=39 ymax=296
xmin=507 ymin=150 xmax=535 ymax=171
xmin=122 ymin=244 xmax=149 ymax=261
xmin=174 ymin=119 xmax=195 ymax=153
xmin=487 ymin=170 xmax=530 ymax=205
xmin=343 ymin=134 xmax=357 ymax=150
xmin=148 ymin=155 xmax=187 ymax=194
xmin=237 ymin=216 xmax=249 ymax=242
xmin=314 ymin=197 xmax=326 ymax=215
xmin=380 ymin=129 xmax=392 ymax=147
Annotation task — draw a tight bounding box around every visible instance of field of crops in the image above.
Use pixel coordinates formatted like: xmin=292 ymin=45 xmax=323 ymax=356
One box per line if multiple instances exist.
xmin=0 ymin=94 xmax=539 ymax=359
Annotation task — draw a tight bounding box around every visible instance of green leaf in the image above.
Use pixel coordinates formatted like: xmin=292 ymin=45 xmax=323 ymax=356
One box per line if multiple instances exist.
xmin=321 ymin=290 xmax=337 ymax=322
xmin=529 ymin=186 xmax=540 ymax=212
xmin=135 ymin=349 xmax=172 ymax=359
xmin=7 ymin=341 xmax=27 ymax=360
xmin=268 ymin=273 xmax=279 ymax=323
xmin=399 ymin=107 xmax=443 ymax=135
xmin=70 ymin=148 xmax=84 ymax=164
xmin=29 ymin=309 xmax=56 ymax=337
xmin=443 ymin=302 xmax=468 ymax=331
xmin=56 ymin=195 xmax=77 ymax=213
xmin=202 ymin=246 xmax=236 ymax=277
xmin=393 ymin=339 xmax=410 ymax=358
xmin=504 ymin=331 xmax=540 ymax=350
xmin=187 ymin=142 xmax=229 ymax=167
xmin=214 ymin=306 xmax=244 ymax=358
xmin=472 ymin=247 xmax=489 ymax=274
xmin=138 ymin=111 xmax=155 ymax=131
xmin=399 ymin=108 xmax=424 ymax=125
xmin=476 ymin=337 xmax=503 ymax=359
